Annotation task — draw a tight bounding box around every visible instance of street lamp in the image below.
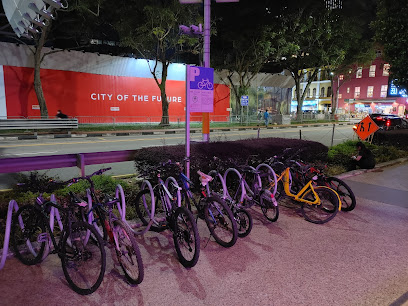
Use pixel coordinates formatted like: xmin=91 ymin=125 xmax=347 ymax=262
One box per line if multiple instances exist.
xmin=180 ymin=0 xmax=239 ymax=142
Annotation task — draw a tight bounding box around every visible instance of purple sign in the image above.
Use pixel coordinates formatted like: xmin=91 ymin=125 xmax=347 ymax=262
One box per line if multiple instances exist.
xmin=187 ymin=66 xmax=214 ymax=112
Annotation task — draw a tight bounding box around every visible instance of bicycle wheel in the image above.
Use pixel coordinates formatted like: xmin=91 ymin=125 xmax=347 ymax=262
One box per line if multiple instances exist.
xmin=259 ymin=189 xmax=279 ymax=222
xmin=61 ymin=221 xmax=106 ymax=295
xmin=11 ymin=205 xmax=46 ymax=265
xmin=326 ymin=177 xmax=356 ymax=212
xmin=113 ymin=220 xmax=144 ymax=285
xmin=204 ymin=196 xmax=238 ymax=248
xmin=172 ymin=206 xmax=200 ymax=268
xmin=234 ymin=208 xmax=253 ymax=238
xmin=301 ymin=186 xmax=339 ymax=224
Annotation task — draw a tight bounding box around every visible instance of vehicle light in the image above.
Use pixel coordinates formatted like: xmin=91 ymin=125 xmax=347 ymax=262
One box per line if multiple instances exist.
xmin=375 ymin=116 xmax=383 ymax=120
xmin=386 ymin=119 xmax=391 ymax=127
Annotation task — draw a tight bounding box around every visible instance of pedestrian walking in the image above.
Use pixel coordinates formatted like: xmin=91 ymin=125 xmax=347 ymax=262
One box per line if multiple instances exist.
xmin=264 ymin=109 xmax=269 ymax=127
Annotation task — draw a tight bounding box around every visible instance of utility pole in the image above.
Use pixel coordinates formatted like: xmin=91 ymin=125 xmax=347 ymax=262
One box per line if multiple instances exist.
xmin=180 ymin=0 xmax=239 ymax=141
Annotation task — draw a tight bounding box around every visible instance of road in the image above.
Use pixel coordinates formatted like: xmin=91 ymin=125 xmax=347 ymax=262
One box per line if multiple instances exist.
xmin=0 ymin=125 xmax=356 ymax=188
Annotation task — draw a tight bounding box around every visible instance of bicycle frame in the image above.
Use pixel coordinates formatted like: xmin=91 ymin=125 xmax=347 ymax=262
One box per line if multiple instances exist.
xmin=279 ymin=168 xmax=342 ymax=210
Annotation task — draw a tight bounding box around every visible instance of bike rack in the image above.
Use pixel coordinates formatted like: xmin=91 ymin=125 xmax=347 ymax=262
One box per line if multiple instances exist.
xmin=0 ymin=194 xmax=63 ymax=270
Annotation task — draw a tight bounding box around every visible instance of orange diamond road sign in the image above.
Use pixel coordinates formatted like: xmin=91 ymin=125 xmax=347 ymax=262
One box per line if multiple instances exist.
xmin=353 ymin=116 xmax=379 ymax=141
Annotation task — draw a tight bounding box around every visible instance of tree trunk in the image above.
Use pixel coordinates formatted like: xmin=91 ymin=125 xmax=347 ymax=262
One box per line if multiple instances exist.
xmin=33 ymin=24 xmax=52 ymax=119
xmin=159 ymin=63 xmax=169 ymax=126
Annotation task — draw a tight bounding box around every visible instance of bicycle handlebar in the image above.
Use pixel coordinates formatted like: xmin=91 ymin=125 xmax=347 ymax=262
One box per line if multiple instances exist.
xmin=68 ymin=167 xmax=112 ymax=185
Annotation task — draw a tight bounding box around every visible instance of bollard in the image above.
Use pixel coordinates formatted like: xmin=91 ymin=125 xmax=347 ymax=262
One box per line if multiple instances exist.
xmin=299 ymin=129 xmax=302 ymax=140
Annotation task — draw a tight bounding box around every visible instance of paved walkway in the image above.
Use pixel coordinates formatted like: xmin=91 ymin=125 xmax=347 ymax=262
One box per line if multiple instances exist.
xmin=0 ymin=161 xmax=407 ymax=305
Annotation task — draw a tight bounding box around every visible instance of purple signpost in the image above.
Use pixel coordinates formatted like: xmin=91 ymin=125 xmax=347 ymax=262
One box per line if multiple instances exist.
xmin=180 ymin=0 xmax=239 ymax=176
xmin=185 ymin=65 xmax=214 ymax=178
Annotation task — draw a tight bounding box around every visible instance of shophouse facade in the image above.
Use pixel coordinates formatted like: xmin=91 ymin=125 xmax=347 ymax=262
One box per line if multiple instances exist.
xmin=291 ymin=68 xmax=333 ymax=113
xmin=335 ymin=56 xmax=407 ymax=117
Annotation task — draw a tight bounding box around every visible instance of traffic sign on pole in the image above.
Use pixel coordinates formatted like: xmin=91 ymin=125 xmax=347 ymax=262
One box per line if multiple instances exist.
xmin=240 ymin=95 xmax=249 ymax=106
xmin=353 ymin=116 xmax=379 ymax=141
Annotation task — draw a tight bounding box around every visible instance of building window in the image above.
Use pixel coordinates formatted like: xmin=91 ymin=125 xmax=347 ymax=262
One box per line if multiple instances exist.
xmin=312 ymin=88 xmax=316 ymax=97
xmin=339 ymin=74 xmax=344 ymax=80
xmin=380 ymin=85 xmax=388 ymax=98
xmin=307 ymin=88 xmax=311 ymax=97
xmin=354 ymin=87 xmax=360 ymax=98
xmin=369 ymin=65 xmax=376 ymax=77
xmin=356 ymin=67 xmax=362 ymax=78
xmin=376 ymin=49 xmax=382 ymax=57
xmin=338 ymin=93 xmax=342 ymax=99
xmin=347 ymin=87 xmax=350 ymax=93
xmin=321 ymin=87 xmax=325 ymax=97
xmin=367 ymin=86 xmax=374 ymax=98
xmin=383 ymin=64 xmax=390 ymax=76
xmin=327 ymin=87 xmax=332 ymax=97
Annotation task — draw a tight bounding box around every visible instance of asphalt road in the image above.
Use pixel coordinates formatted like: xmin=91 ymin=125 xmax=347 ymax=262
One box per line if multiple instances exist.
xmin=0 ymin=125 xmax=356 ymax=188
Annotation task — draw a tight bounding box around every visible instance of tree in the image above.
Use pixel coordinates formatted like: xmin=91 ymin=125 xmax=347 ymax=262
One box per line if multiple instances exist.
xmin=211 ymin=1 xmax=275 ymax=117
xmin=0 ymin=0 xmax=107 ymax=118
xmin=267 ymin=6 xmax=332 ymax=115
xmin=373 ymin=0 xmax=408 ymax=89
xmin=110 ymin=0 xmax=200 ymax=126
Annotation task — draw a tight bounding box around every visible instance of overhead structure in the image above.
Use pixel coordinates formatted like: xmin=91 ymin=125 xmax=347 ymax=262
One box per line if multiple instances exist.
xmin=1 ymin=0 xmax=67 ymax=39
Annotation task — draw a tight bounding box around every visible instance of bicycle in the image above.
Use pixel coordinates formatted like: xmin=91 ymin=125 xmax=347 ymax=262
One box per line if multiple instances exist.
xmin=11 ymin=181 xmax=106 ymax=295
xmin=224 ymin=163 xmax=279 ymax=223
xmin=70 ymin=168 xmax=144 ymax=284
xmin=167 ymin=160 xmax=238 ymax=247
xmin=134 ymin=163 xmax=200 ymax=268
xmin=259 ymin=150 xmax=341 ymax=224
xmin=205 ymin=157 xmax=253 ymax=238
xmin=290 ymin=162 xmax=356 ymax=212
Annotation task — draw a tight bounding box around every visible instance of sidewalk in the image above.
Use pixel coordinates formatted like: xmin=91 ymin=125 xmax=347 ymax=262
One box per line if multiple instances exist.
xmin=0 ymin=161 xmax=407 ymax=305
xmin=0 ymin=121 xmax=354 ymax=140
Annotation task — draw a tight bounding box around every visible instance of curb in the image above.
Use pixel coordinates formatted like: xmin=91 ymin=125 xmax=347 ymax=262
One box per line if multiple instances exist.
xmin=335 ymin=157 xmax=408 ymax=180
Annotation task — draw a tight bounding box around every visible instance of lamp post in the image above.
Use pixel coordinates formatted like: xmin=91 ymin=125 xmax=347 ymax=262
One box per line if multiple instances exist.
xmin=180 ymin=0 xmax=239 ymax=142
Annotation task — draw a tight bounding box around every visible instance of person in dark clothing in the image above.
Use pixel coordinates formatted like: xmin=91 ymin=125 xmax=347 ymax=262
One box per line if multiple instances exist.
xmin=56 ymin=110 xmax=68 ymax=119
xmin=349 ymin=141 xmax=376 ymax=170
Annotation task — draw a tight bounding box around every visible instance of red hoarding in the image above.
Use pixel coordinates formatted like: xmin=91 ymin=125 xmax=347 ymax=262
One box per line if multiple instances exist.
xmin=3 ymin=66 xmax=230 ymax=123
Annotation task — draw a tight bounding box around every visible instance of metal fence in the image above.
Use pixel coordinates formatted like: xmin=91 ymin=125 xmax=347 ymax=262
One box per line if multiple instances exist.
xmin=0 ymin=113 xmax=355 ymax=128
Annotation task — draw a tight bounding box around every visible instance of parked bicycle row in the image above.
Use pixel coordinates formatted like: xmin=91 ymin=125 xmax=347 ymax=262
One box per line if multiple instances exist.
xmin=5 ymin=148 xmax=356 ymax=295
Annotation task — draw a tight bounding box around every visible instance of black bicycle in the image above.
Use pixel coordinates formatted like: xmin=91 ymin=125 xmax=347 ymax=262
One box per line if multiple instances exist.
xmin=11 ymin=183 xmax=106 ymax=295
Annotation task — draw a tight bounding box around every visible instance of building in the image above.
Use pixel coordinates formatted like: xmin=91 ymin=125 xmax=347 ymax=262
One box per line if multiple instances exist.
xmin=335 ymin=56 xmax=407 ymax=117
xmin=291 ymin=68 xmax=332 ymax=113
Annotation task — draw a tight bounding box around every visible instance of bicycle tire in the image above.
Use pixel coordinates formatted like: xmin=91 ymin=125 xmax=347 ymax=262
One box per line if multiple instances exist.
xmin=259 ymin=189 xmax=279 ymax=222
xmin=172 ymin=206 xmax=200 ymax=268
xmin=204 ymin=195 xmax=238 ymax=248
xmin=113 ymin=220 xmax=144 ymax=285
xmin=301 ymin=186 xmax=339 ymax=224
xmin=11 ymin=205 xmax=46 ymax=265
xmin=326 ymin=177 xmax=356 ymax=212
xmin=234 ymin=208 xmax=253 ymax=238
xmin=61 ymin=221 xmax=106 ymax=295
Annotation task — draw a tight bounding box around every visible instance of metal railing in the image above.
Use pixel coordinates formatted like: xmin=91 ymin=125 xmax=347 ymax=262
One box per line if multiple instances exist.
xmin=0 ymin=150 xmax=136 ymax=177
